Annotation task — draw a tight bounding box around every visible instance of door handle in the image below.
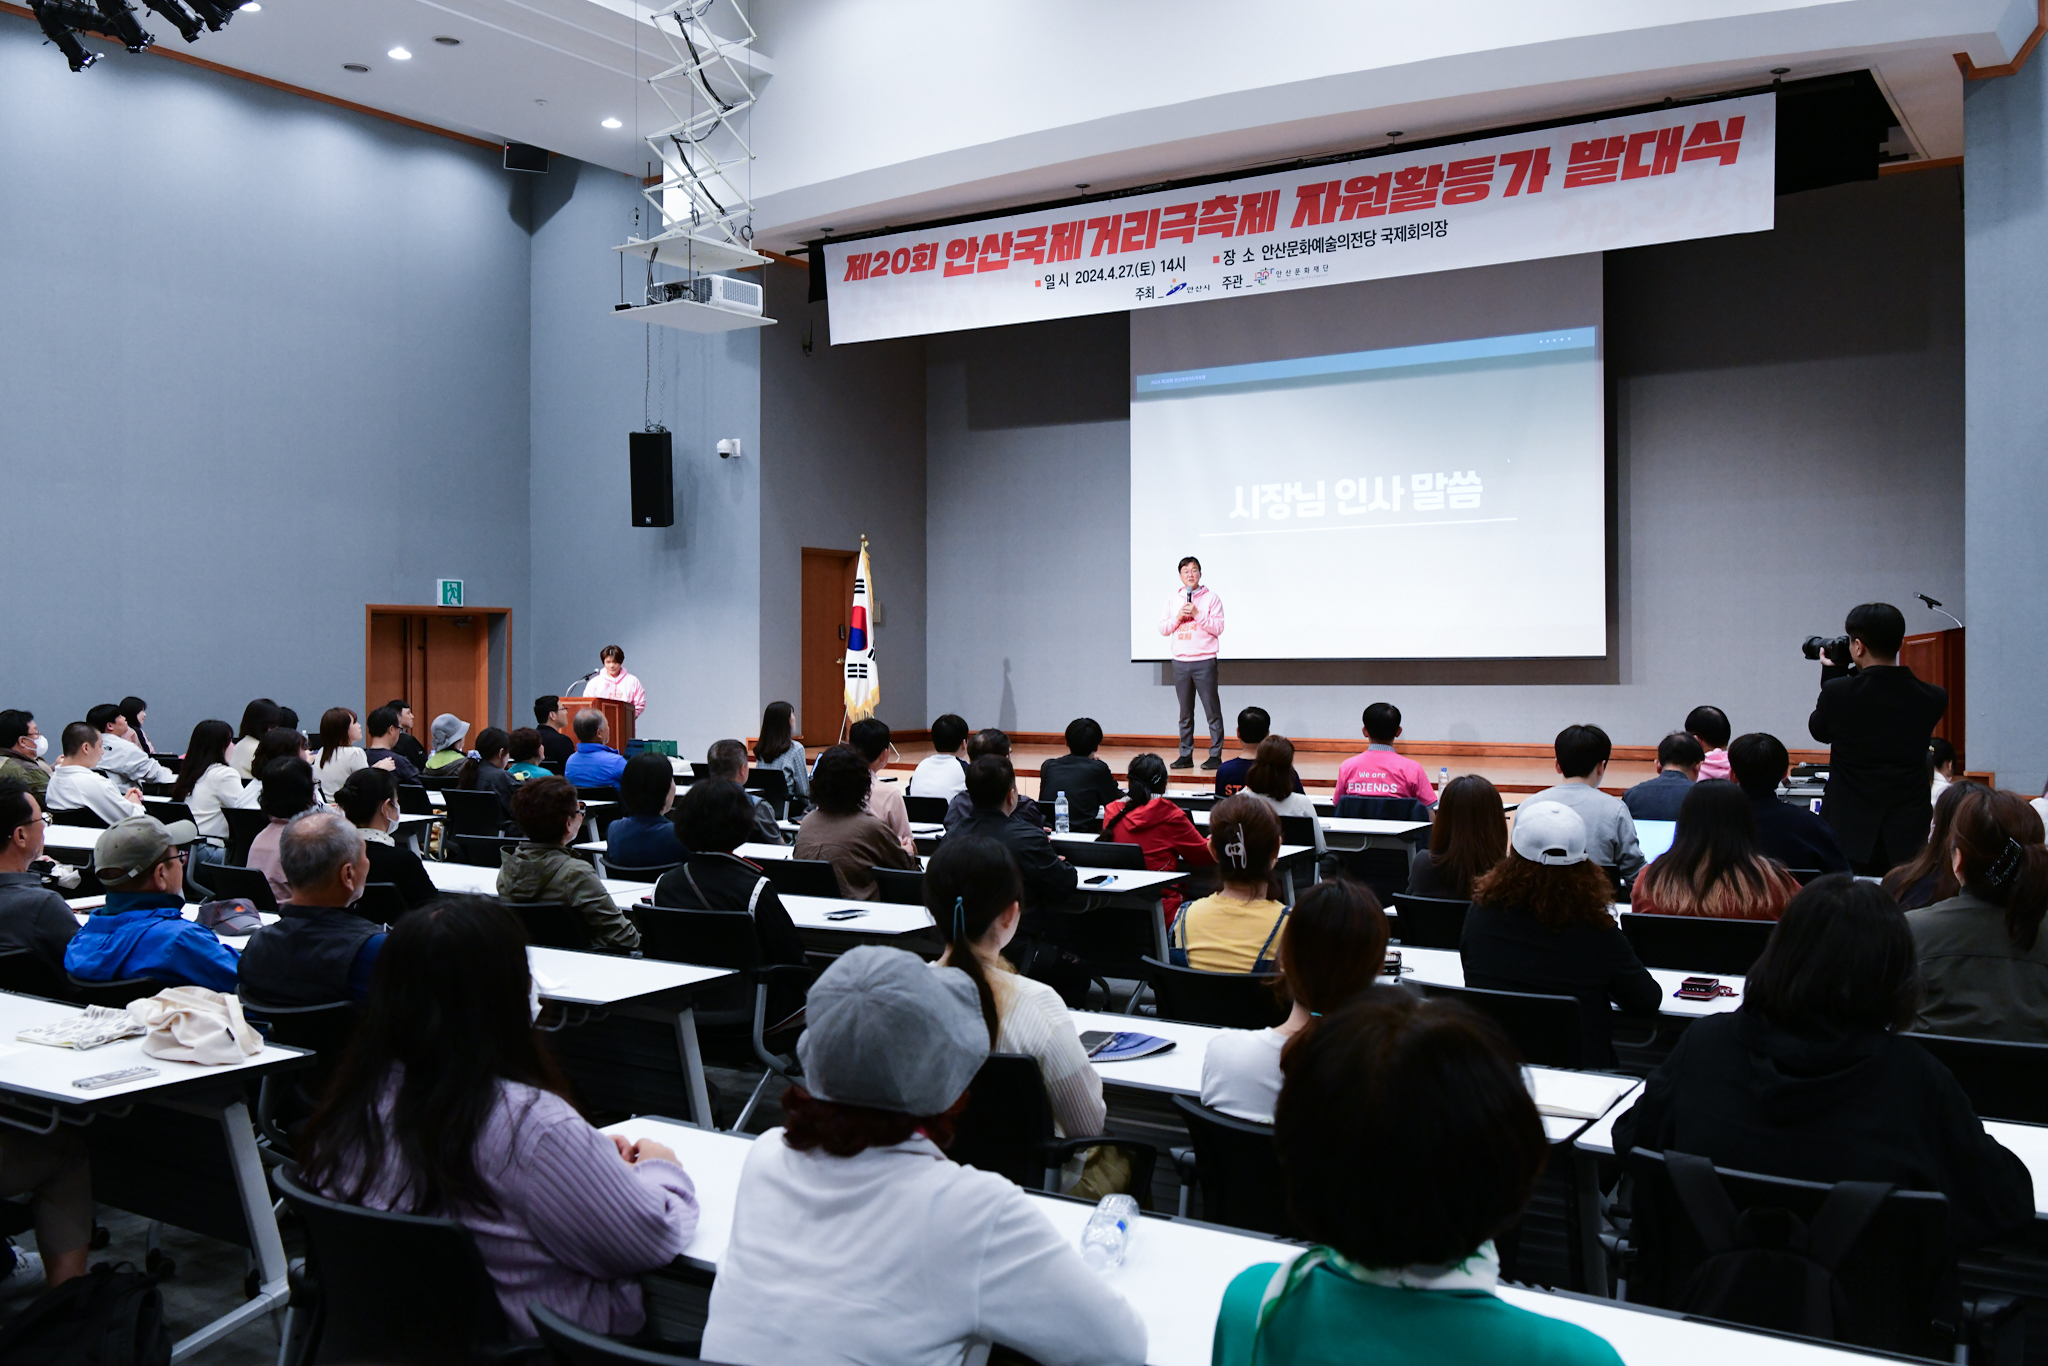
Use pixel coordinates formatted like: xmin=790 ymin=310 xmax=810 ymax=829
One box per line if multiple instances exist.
xmin=839 ymin=625 xmax=847 ymax=642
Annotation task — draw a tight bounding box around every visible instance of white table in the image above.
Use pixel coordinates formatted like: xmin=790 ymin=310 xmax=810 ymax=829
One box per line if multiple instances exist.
xmin=525 ymin=945 xmax=734 ymax=1129
xmin=779 ymin=894 xmax=936 ymax=937
xmin=598 ymin=1117 xmax=1905 ymax=1366
xmin=424 ymin=859 xmax=658 ymax=911
xmin=40 ymin=826 xmax=102 ymax=858
xmin=0 ymin=990 xmax=307 ymax=1359
xmin=1394 ymin=946 xmax=1745 ymax=1021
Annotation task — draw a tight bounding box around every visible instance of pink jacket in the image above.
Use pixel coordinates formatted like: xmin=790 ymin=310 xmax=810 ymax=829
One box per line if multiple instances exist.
xmin=1699 ymin=748 xmax=1730 ymax=782
xmin=1158 ymin=587 xmax=1225 ymax=660
xmin=587 ymin=671 xmax=647 ymax=718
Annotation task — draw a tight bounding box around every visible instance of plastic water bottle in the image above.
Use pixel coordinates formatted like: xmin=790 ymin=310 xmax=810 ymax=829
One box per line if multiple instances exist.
xmin=1055 ymin=791 xmax=1070 ymax=835
xmin=1080 ymin=1193 xmax=1139 ymax=1271
xmin=1438 ymin=766 xmax=1450 ymax=790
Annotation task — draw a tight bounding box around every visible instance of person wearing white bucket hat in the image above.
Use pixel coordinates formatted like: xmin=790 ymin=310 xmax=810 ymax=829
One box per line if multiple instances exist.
xmin=1459 ymin=801 xmax=1660 ymax=1068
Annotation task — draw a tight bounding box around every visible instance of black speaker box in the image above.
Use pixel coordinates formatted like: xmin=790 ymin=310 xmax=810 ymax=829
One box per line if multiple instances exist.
xmin=629 ymin=430 xmax=674 ymax=528
xmin=503 ymin=142 xmax=550 ymax=174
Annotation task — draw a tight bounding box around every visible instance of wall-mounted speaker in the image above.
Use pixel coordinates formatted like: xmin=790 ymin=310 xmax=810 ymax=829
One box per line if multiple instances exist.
xmin=629 ymin=430 xmax=674 ymax=527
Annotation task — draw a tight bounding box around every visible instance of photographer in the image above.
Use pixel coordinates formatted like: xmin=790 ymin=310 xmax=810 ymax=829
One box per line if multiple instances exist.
xmin=1807 ymin=603 xmax=1948 ymax=875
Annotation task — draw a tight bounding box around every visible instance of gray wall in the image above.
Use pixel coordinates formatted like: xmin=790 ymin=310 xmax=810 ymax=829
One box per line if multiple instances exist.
xmin=925 ymin=172 xmax=1965 ymax=749
xmin=759 ymin=263 xmax=928 ymax=734
xmin=0 ymin=19 xmax=532 ymax=750
xmin=1964 ymin=69 xmax=2048 ymax=793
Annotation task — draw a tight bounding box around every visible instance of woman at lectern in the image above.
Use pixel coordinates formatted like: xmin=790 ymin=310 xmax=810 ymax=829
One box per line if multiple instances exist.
xmin=584 ymin=645 xmax=646 ymax=718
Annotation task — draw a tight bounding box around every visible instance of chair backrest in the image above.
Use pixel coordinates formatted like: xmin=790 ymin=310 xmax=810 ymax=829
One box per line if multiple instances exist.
xmin=50 ymin=805 xmax=108 ymax=829
xmin=272 ymin=1166 xmax=508 ymax=1365
xmin=240 ymin=997 xmax=361 ymax=1055
xmin=66 ymin=973 xmax=166 ymax=1009
xmin=1334 ymin=795 xmax=1430 ymax=822
xmin=1419 ymin=982 xmax=1584 ymax=1068
xmin=1594 ymin=863 xmax=1630 ymax=902
xmin=689 ymin=762 xmax=713 ymax=780
xmin=1169 ymin=1095 xmax=1296 ymax=1237
xmin=530 ymin=1305 xmax=704 ymax=1365
xmin=1786 ymin=867 xmax=1826 ymax=886
xmin=573 ymin=784 xmax=621 ymax=802
xmin=513 ymin=901 xmax=591 ymax=951
xmin=948 ymin=1053 xmax=1056 ymax=1189
xmin=1619 ymin=912 xmax=1775 ymax=976
xmin=355 ymin=882 xmax=408 ymax=923
xmin=903 ymin=794 xmax=949 ymax=824
xmin=602 ymin=861 xmax=680 ymax=883
xmin=394 ymin=782 xmax=433 ymax=816
xmin=1066 ymin=839 xmax=1146 ymax=870
xmin=453 ymin=833 xmax=523 ymax=868
xmin=629 ymin=904 xmax=763 ymax=973
xmin=745 ymin=766 xmax=790 ymax=817
xmin=1621 ymin=1148 xmax=1959 ymax=1357
xmin=758 ymin=858 xmax=842 ymax=900
xmin=224 ymin=806 xmax=271 ymax=866
xmin=151 ymin=800 xmax=195 ymax=826
xmin=200 ymin=862 xmax=279 ymax=914
xmin=441 ymin=788 xmax=504 ymax=838
xmin=1903 ymin=1032 xmax=2048 ymax=1124
xmin=1142 ymin=956 xmax=1287 ymax=1029
xmin=153 ymin=754 xmax=182 ymax=775
xmin=1170 ymin=793 xmax=1218 ymax=813
xmin=1389 ymin=894 xmax=1470 ymax=950
xmin=1278 ymin=815 xmax=1318 ymax=850
xmin=0 ymin=948 xmax=83 ymax=1003
xmin=1332 ymin=848 xmax=1412 ymax=902
xmin=869 ymin=866 xmax=926 ymax=905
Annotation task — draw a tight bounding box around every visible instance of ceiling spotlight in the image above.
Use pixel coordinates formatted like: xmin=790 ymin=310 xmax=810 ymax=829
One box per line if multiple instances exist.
xmin=240 ymin=1 xmax=259 ymax=8
xmin=342 ymin=62 xmax=369 ymax=72
xmin=183 ymin=0 xmax=237 ymax=27
xmin=143 ymin=0 xmax=204 ymax=42
xmin=433 ymin=35 xmax=460 ymax=45
xmin=601 ymin=117 xmax=623 ymax=129
xmin=388 ymin=46 xmax=411 ymax=60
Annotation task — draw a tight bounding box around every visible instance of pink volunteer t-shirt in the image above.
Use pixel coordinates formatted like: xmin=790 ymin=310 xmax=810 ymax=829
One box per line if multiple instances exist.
xmin=1335 ymin=745 xmax=1438 ymax=805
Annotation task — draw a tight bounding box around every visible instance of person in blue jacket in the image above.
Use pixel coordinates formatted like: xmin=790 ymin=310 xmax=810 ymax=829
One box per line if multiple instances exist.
xmin=65 ymin=815 xmax=239 ymax=992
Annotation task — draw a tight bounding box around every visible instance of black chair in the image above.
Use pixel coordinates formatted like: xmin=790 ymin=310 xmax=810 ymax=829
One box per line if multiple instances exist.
xmin=201 ymin=862 xmax=279 ymax=914
xmin=272 ymin=1166 xmax=522 ymax=1366
xmin=394 ymin=783 xmax=434 ymax=816
xmin=50 ymin=805 xmax=107 ymax=828
xmin=454 ymin=834 xmax=524 ymax=868
xmin=239 ymin=999 xmax=361 ymax=1155
xmin=530 ymin=1306 xmax=699 ymax=1365
xmin=1903 ymin=1032 xmax=2048 ymax=1124
xmin=688 ymin=762 xmax=713 ymax=780
xmin=1333 ymin=847 xmax=1412 ymax=902
xmin=1169 ymin=1095 xmax=1294 ymax=1236
xmin=150 ymin=800 xmax=195 ymax=826
xmin=223 ymin=807 xmax=271 ymax=866
xmin=1138 ymin=956 xmax=1286 ymax=1029
xmin=1620 ymin=912 xmax=1774 ymax=976
xmin=948 ymin=1054 xmax=1157 ymax=1204
xmin=1169 ymin=793 xmax=1217 ymax=813
xmin=1064 ymin=840 xmax=1146 ymax=871
xmin=869 ymin=866 xmax=926 ymax=905
xmin=745 ymin=767 xmax=791 ymax=819
xmin=0 ymin=948 xmax=83 ymax=1003
xmin=1334 ymin=795 xmax=1431 ymax=822
xmin=1786 ymin=867 xmax=1826 ymax=886
xmin=538 ymin=760 xmax=566 ymax=776
xmin=1389 ymin=894 xmax=1470 ymax=950
xmin=758 ymin=858 xmax=842 ymax=900
xmin=1594 ymin=863 xmax=1631 ymax=902
xmin=602 ymin=861 xmax=680 ymax=883
xmin=512 ymin=901 xmax=592 ymax=951
xmin=442 ymin=788 xmax=508 ymax=838
xmin=574 ymin=785 xmax=621 ymax=803
xmin=904 ymin=794 xmax=949 ymax=825
xmin=355 ymin=882 xmax=408 ymax=924
xmin=1277 ymin=815 xmax=1319 ymax=850
xmin=1418 ymin=982 xmax=1583 ymax=1068
xmin=66 ymin=973 xmax=164 ymax=1009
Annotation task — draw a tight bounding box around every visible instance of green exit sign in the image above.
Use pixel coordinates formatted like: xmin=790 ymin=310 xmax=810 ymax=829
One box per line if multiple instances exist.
xmin=437 ymin=579 xmax=464 ymax=607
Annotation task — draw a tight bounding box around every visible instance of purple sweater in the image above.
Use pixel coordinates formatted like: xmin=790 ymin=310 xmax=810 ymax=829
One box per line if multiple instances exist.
xmin=330 ymin=1079 xmax=697 ymax=1335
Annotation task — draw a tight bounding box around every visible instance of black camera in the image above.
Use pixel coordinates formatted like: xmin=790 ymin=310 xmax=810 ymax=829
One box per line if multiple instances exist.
xmin=1803 ymin=635 xmax=1851 ymax=668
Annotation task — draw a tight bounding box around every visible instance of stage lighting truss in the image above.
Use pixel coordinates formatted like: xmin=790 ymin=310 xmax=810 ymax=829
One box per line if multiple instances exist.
xmin=30 ymin=0 xmax=237 ymax=72
xmin=638 ymin=0 xmax=760 ymax=252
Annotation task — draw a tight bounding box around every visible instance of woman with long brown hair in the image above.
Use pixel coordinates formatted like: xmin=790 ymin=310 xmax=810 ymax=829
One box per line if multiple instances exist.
xmin=1883 ymin=779 xmax=1983 ymax=911
xmin=1409 ymin=774 xmax=1507 ymax=900
xmin=1244 ymin=734 xmax=1325 ymax=855
xmin=1629 ymin=779 xmax=1799 ymax=920
xmin=1911 ymin=786 xmax=2048 ymax=1041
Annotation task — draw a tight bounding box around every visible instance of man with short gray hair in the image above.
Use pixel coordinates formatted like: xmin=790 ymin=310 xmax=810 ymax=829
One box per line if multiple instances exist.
xmin=236 ymin=810 xmax=386 ymax=1006
xmin=707 ymin=738 xmax=783 ymax=845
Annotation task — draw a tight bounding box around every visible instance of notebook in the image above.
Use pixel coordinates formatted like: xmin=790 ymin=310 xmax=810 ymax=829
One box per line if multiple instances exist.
xmin=1526 ymin=1068 xmax=1637 ymax=1120
xmin=1080 ymin=1031 xmax=1176 ymax=1062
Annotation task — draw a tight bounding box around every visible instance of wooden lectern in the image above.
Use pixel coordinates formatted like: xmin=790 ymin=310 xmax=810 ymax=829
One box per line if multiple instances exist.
xmin=561 ymin=696 xmax=635 ymax=748
xmin=1899 ymin=628 xmax=1964 ymax=753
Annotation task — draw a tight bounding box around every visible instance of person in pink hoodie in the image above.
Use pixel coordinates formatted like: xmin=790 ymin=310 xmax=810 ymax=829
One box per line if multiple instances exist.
xmin=1159 ymin=556 xmax=1226 ymax=770
xmin=1686 ymin=705 xmax=1732 ymax=782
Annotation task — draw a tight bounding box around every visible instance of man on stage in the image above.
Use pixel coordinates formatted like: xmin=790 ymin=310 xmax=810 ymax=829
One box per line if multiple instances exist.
xmin=1159 ymin=556 xmax=1225 ymax=770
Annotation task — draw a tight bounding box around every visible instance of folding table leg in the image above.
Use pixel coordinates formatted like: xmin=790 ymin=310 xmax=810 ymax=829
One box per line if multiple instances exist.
xmin=166 ymin=1098 xmax=291 ymax=1361
xmin=673 ymin=1007 xmax=715 ymax=1129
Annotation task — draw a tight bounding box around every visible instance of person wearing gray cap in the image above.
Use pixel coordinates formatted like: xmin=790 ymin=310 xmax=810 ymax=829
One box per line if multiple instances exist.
xmin=63 ymin=813 xmax=240 ymax=993
xmin=701 ymin=946 xmax=1146 ymax=1366
xmin=1459 ymin=800 xmax=1659 ymax=1068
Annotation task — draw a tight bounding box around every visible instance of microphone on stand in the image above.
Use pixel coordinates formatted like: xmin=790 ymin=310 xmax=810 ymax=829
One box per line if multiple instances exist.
xmin=565 ymin=668 xmax=600 ymax=695
xmin=1915 ymin=593 xmax=1965 ymax=632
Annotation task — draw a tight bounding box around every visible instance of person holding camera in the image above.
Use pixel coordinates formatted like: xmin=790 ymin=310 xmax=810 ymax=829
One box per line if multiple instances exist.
xmin=1807 ymin=603 xmax=1948 ymax=875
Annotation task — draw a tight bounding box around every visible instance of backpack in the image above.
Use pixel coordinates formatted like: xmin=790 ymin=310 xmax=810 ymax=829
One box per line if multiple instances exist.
xmin=1664 ymin=1150 xmax=1893 ymax=1341
xmin=0 ymin=1262 xmax=170 ymax=1366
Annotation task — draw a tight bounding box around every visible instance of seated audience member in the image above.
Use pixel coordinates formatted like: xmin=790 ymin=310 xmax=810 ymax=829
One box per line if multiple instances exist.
xmin=301 ymin=896 xmax=697 ymax=1337
xmin=1621 ymin=732 xmax=1704 ymax=822
xmin=425 ymin=713 xmax=470 ymax=773
xmin=67 ymin=814 xmax=239 ymax=992
xmin=943 ymin=729 xmax=1045 ymax=831
xmin=533 ymin=695 xmax=577 ymax=765
xmin=1884 ymin=780 xmax=1981 ymax=912
xmin=1728 ymin=732 xmax=1851 ymax=874
xmin=171 ymin=719 xmax=249 ymax=886
xmin=1214 ymin=707 xmax=1297 ymax=798
xmin=44 ymin=722 xmax=144 ymax=826
xmin=118 ymin=697 xmax=152 ymax=754
xmin=1038 ymin=718 xmax=1123 ymax=826
xmin=793 ymin=746 xmax=919 ymax=902
xmin=1686 ymin=704 xmax=1733 ymax=781
xmin=248 ymin=758 xmax=320 ymax=906
xmin=1335 ymin=702 xmax=1438 ymax=809
xmin=753 ymin=701 xmax=810 ymax=810
xmin=607 ymin=754 xmax=687 ymax=870
xmin=501 ymin=777 xmax=640 ymax=952
xmin=1201 ymin=879 xmax=1389 ymax=1125
xmin=930 ymin=835 xmax=1128 ymax=1198
xmin=334 ymin=767 xmax=438 ymax=911
xmin=652 ymin=779 xmax=807 ymax=1001
xmin=909 ymin=713 xmax=971 ymax=802
xmin=507 ymin=729 xmax=550 ymax=780
xmin=1929 ymin=736 xmax=1962 ymax=800
xmin=1629 ymin=779 xmax=1799 ymax=920
xmin=1408 ymin=775 xmax=1507 ymax=901
xmin=456 ymin=728 xmax=520 ymax=828
xmin=385 ymin=700 xmax=429 ymax=771
xmin=1101 ymin=753 xmax=1215 ymax=923
xmin=1615 ymin=875 xmax=2034 ymax=1250
xmin=700 ymin=946 xmax=1145 ymax=1366
xmin=1909 ymin=787 xmax=2048 ymax=1041
xmin=1214 ymin=993 xmax=1621 ymax=1366
xmin=847 ymin=718 xmax=916 ymax=852
xmin=86 ymin=702 xmax=171 ymax=786
xmin=951 ymin=756 xmax=1078 ymax=924
xmin=706 ymin=738 xmax=784 ymax=845
xmin=314 ymin=706 xmax=378 ymax=798
xmin=278 ymin=707 xmax=302 ymax=732
xmin=239 ymin=811 xmax=384 ymax=1006
xmin=563 ymin=710 xmax=627 ymax=789
xmin=0 ymin=781 xmax=78 ymax=974
xmin=1527 ymin=724 xmax=1645 ymax=881
xmin=1461 ymin=801 xmax=1658 ymax=1068
xmin=362 ymin=705 xmax=421 ymax=783
xmin=1173 ymin=796 xmax=1287 ymax=973
xmin=229 ymin=699 xmax=282 ymax=778
xmin=243 ymin=727 xmax=313 ymax=807
xmin=0 ymin=709 xmax=53 ymax=799
xmin=1245 ymin=735 xmax=1325 ymax=855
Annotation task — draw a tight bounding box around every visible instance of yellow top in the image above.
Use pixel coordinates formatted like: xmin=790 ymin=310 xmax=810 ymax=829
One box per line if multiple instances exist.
xmin=1176 ymin=893 xmax=1289 ymax=973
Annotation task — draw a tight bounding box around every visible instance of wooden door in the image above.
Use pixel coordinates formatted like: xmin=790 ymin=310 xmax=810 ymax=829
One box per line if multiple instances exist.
xmin=423 ymin=615 xmax=490 ymax=739
xmin=800 ymin=548 xmax=858 ymax=750
xmin=364 ymin=607 xmax=512 ymax=739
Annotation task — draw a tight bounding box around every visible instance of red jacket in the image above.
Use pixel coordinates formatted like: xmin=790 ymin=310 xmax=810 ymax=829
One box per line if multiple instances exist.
xmin=1101 ymin=797 xmax=1216 ymax=920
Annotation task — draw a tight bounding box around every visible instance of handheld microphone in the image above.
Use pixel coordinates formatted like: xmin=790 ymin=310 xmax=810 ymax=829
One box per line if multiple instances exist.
xmin=1185 ymin=587 xmax=1194 ymax=604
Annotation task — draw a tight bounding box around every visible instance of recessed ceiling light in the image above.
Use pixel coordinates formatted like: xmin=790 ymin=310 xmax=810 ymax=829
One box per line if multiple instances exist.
xmin=342 ymin=62 xmax=369 ymax=72
xmin=239 ymin=2 xmax=259 ymax=9
xmin=388 ymin=46 xmax=412 ymax=60
xmin=601 ymin=117 xmax=622 ymax=129
xmin=433 ymin=35 xmax=460 ymax=46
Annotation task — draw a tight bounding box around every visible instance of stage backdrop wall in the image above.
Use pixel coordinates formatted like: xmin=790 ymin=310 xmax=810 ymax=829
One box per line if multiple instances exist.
xmin=925 ymin=169 xmax=1963 ymax=750
xmin=0 ymin=17 xmax=533 ymax=753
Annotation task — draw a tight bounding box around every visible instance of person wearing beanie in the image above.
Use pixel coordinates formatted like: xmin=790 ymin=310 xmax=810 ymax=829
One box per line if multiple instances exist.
xmin=701 ymin=946 xmax=1146 ymax=1366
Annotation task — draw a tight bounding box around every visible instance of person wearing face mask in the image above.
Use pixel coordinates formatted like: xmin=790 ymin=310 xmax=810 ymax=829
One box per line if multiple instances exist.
xmin=0 ymin=711 xmax=53 ymax=800
xmin=237 ymin=811 xmax=386 ymax=1007
xmin=335 ymin=767 xmax=439 ymax=911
